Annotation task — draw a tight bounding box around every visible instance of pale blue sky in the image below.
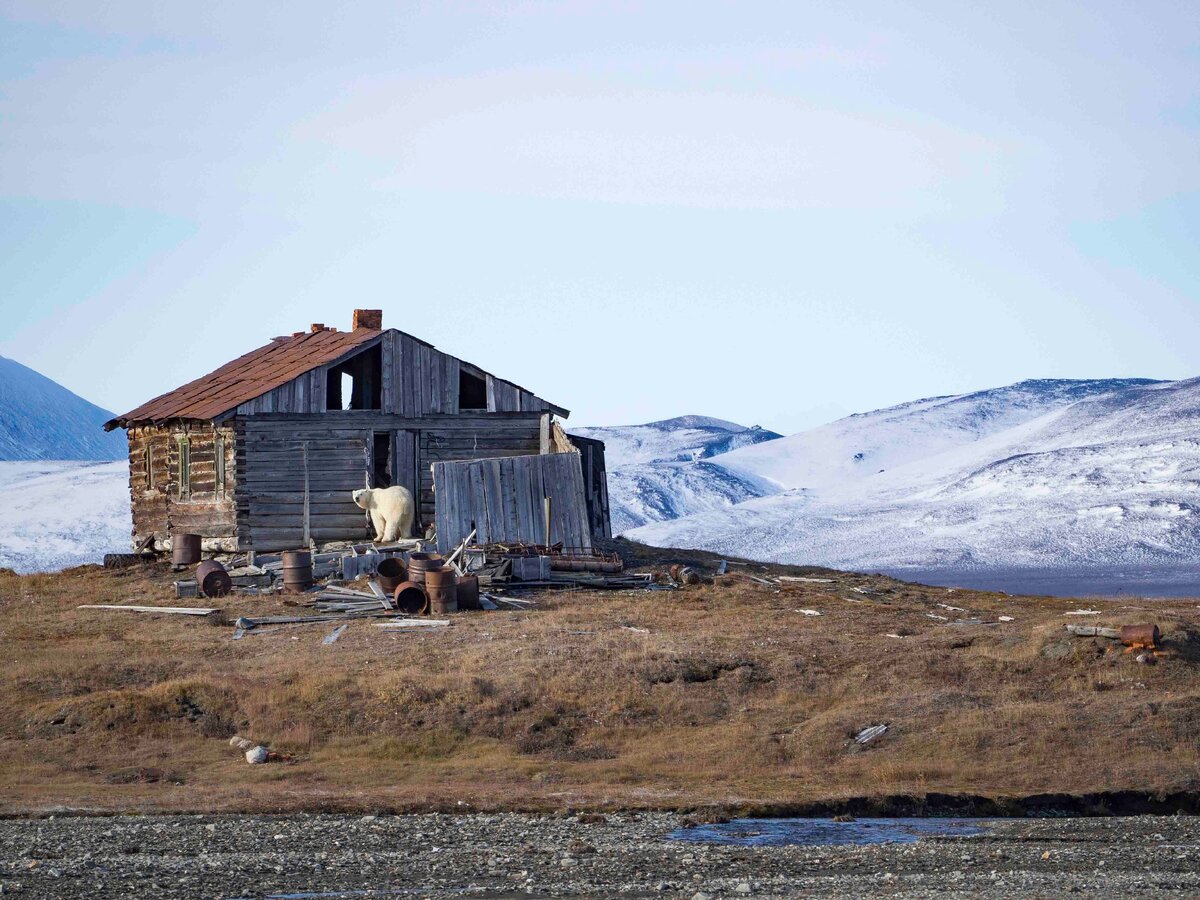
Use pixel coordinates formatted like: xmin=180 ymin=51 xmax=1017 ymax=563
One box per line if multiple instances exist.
xmin=1 ymin=1 xmax=1197 ymax=433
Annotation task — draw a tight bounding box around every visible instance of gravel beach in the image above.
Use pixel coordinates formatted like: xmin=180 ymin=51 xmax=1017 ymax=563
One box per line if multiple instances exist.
xmin=1 ymin=812 xmax=1197 ymax=898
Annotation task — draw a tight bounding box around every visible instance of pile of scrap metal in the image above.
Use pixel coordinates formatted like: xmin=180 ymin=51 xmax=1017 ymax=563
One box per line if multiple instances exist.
xmin=172 ymin=531 xmax=664 ymax=639
xmin=457 ymin=540 xmax=656 ymax=591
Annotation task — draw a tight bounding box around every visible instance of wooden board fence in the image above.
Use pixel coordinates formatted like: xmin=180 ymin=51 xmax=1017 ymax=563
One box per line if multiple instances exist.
xmin=433 ymin=453 xmax=593 ymax=554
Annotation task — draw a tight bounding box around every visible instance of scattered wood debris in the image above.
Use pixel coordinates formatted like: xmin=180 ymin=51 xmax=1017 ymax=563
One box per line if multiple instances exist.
xmin=854 ymin=724 xmax=888 ymax=745
xmin=322 ymin=624 xmax=349 ymax=645
xmin=1065 ymin=624 xmax=1120 ymax=639
xmin=233 ymin=611 xmax=400 ymax=631
xmin=78 ymin=604 xmax=218 ymax=617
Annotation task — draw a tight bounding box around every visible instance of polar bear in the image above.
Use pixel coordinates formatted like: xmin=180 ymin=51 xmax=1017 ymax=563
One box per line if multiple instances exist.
xmin=352 ymin=486 xmax=415 ymax=543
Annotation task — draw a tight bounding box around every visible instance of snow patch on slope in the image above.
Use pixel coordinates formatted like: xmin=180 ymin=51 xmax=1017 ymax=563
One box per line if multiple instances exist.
xmin=0 ymin=461 xmax=131 ymax=573
xmin=570 ymin=415 xmax=783 ymax=531
xmin=629 ymin=378 xmax=1200 ymax=579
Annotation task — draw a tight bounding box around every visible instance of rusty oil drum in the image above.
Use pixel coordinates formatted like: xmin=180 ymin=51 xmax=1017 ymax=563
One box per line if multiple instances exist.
xmin=1120 ymin=623 xmax=1161 ymax=648
xmin=171 ymin=533 xmax=202 ymax=567
xmin=281 ymin=550 xmax=314 ymax=594
xmin=376 ymin=557 xmax=407 ymax=594
xmin=456 ymin=574 xmax=481 ymax=611
xmin=392 ymin=581 xmax=428 ymax=615
xmin=406 ymin=552 xmax=443 ymax=587
xmin=195 ymin=559 xmax=232 ymax=598
xmin=424 ymin=567 xmax=458 ymax=615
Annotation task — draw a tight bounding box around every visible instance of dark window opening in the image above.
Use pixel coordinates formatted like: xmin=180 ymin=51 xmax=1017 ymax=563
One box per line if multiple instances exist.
xmin=459 ymin=367 xmax=487 ymax=410
xmin=326 ymin=344 xmax=382 ymax=410
xmin=372 ymin=432 xmax=393 ymax=487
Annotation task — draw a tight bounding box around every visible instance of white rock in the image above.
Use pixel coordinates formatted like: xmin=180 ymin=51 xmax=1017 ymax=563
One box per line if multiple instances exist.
xmin=245 ymin=746 xmax=269 ymax=765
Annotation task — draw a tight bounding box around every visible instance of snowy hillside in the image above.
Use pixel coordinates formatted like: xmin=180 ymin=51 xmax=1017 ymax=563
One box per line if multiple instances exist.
xmin=0 ymin=461 xmax=131 ymax=573
xmin=0 ymin=356 xmax=125 ymax=460
xmin=629 ymin=378 xmax=1200 ymax=590
xmin=571 ymin=416 xmax=782 ymax=532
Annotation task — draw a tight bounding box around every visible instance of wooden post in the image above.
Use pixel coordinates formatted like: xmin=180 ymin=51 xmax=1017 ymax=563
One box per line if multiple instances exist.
xmin=544 ymin=495 xmax=551 ymax=548
xmin=302 ymin=441 xmax=311 ymax=547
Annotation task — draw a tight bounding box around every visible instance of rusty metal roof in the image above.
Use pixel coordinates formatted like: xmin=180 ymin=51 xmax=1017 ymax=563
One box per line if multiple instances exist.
xmin=104 ymin=328 xmax=380 ymax=429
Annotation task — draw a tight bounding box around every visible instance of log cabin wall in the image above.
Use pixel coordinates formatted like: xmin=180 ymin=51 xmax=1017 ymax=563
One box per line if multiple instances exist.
xmin=127 ymin=423 xmax=237 ymax=551
xmin=233 ymin=412 xmax=544 ymax=551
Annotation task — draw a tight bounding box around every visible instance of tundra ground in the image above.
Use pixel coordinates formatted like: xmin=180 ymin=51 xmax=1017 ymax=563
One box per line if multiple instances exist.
xmin=1 ymin=541 xmax=1198 ymax=815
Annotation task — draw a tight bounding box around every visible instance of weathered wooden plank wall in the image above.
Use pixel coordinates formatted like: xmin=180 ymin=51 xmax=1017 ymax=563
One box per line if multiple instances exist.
xmin=230 ymin=330 xmax=558 ymax=419
xmin=433 ymin=452 xmax=593 ymax=554
xmin=567 ymin=433 xmax=612 ymax=541
xmin=233 ymin=412 xmax=543 ymax=549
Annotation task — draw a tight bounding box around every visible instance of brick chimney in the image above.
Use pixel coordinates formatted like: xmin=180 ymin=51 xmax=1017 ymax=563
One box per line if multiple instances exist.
xmin=353 ymin=309 xmax=383 ymax=330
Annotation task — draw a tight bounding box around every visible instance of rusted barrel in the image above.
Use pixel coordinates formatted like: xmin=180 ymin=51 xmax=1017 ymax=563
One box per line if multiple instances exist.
xmin=456 ymin=574 xmax=480 ymax=611
xmin=670 ymin=564 xmax=702 ymax=585
xmin=1120 ymin=624 xmax=1161 ymax=649
xmin=392 ymin=581 xmax=428 ymax=615
xmin=406 ymin=552 xmax=443 ymax=587
xmin=376 ymin=557 xmax=407 ymax=594
xmin=281 ymin=550 xmax=313 ymax=594
xmin=172 ymin=533 xmax=202 ymax=567
xmin=425 ymin=567 xmax=458 ymax=615
xmin=195 ymin=560 xmax=232 ymax=598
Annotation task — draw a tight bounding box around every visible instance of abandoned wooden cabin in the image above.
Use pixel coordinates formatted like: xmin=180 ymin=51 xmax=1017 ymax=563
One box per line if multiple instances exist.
xmin=103 ymin=309 xmax=611 ymax=553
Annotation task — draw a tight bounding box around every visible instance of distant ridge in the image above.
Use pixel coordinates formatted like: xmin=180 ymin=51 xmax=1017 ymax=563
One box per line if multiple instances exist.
xmin=629 ymin=377 xmax=1200 ymax=582
xmin=0 ymin=356 xmax=126 ymax=460
xmin=570 ymin=415 xmax=783 ymax=532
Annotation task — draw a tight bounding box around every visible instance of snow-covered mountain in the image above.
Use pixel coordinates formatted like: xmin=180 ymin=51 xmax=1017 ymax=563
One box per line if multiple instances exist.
xmin=0 ymin=355 xmax=125 ymax=460
xmin=628 ymin=379 xmax=1200 ymax=590
xmin=570 ymin=416 xmax=782 ymax=532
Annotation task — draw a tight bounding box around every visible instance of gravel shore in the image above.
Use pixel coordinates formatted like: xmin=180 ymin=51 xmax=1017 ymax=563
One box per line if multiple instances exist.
xmin=1 ymin=812 xmax=1197 ymax=898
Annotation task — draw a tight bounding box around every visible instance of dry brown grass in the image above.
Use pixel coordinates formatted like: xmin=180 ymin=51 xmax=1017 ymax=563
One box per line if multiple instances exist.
xmin=1 ymin=547 xmax=1198 ymax=815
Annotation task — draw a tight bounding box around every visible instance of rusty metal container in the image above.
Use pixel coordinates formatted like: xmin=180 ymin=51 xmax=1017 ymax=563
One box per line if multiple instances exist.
xmin=425 ymin=567 xmax=458 ymax=615
xmin=376 ymin=557 xmax=407 ymax=594
xmin=1120 ymin=623 xmax=1161 ymax=649
xmin=281 ymin=550 xmax=314 ymax=594
xmin=195 ymin=560 xmax=232 ymax=598
xmin=670 ymin=564 xmax=702 ymax=585
xmin=406 ymin=552 xmax=443 ymax=587
xmin=392 ymin=581 xmax=428 ymax=615
xmin=456 ymin=574 xmax=481 ymax=611
xmin=171 ymin=533 xmax=202 ymax=567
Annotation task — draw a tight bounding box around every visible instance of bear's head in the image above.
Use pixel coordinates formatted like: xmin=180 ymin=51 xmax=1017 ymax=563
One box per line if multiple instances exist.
xmin=351 ymin=488 xmax=371 ymax=510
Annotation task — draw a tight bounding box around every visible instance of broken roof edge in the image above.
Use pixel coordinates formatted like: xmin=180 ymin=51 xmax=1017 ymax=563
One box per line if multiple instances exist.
xmin=104 ymin=325 xmax=569 ymax=430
